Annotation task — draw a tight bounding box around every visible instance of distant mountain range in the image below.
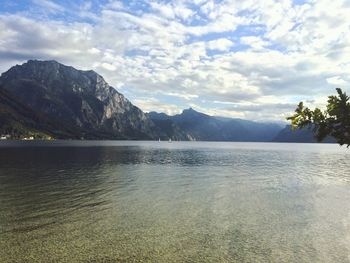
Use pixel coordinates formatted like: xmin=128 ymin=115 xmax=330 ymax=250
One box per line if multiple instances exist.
xmin=148 ymin=109 xmax=282 ymax=142
xmin=272 ymin=125 xmax=336 ymax=143
xmin=0 ymin=60 xmax=332 ymax=143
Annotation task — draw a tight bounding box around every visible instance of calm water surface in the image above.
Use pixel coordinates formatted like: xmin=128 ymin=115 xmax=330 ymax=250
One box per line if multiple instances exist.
xmin=0 ymin=141 xmax=350 ymax=262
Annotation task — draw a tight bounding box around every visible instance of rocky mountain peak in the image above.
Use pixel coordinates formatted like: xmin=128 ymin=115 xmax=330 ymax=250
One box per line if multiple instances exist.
xmin=0 ymin=60 xmax=115 ymax=101
xmin=178 ymin=108 xmax=210 ymax=122
xmin=0 ymin=60 xmax=161 ymax=139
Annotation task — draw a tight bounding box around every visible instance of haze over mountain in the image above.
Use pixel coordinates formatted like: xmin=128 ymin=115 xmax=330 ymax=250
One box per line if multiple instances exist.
xmin=0 ymin=60 xmax=328 ymax=142
xmin=273 ymin=125 xmax=336 ymax=143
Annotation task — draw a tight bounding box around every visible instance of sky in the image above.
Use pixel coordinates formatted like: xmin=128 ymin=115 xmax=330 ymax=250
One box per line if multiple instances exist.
xmin=0 ymin=0 xmax=349 ymax=122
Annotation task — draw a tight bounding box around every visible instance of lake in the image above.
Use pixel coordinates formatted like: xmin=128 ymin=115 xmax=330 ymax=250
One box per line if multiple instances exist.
xmin=0 ymin=141 xmax=349 ymax=262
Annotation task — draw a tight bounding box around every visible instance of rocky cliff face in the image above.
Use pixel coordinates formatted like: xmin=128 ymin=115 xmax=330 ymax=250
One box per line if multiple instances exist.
xmin=0 ymin=60 xmax=160 ymax=139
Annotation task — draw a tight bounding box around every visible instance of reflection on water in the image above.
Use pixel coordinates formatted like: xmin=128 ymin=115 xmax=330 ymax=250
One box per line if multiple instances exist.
xmin=0 ymin=142 xmax=350 ymax=262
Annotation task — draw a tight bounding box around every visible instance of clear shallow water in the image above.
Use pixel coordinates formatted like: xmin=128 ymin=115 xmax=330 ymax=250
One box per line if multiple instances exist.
xmin=0 ymin=141 xmax=350 ymax=262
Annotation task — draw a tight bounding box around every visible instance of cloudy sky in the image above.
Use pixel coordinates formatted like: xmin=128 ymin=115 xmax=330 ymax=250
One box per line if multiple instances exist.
xmin=0 ymin=0 xmax=349 ymax=121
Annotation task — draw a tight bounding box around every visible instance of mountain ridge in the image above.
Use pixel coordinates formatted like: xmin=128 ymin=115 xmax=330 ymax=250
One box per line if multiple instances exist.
xmin=0 ymin=60 xmax=333 ymax=143
xmin=0 ymin=60 xmax=164 ymax=139
xmin=148 ymin=109 xmax=283 ymax=142
xmin=273 ymin=125 xmax=336 ymax=143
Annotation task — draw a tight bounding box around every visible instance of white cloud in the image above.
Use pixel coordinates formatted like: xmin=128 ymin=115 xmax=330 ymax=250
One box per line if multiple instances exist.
xmin=200 ymin=1 xmax=215 ymax=17
xmin=150 ymin=2 xmax=175 ymax=19
xmin=1 ymin=0 xmax=350 ymax=121
xmin=133 ymin=98 xmax=182 ymax=115
xmin=326 ymin=76 xmax=347 ymax=86
xmin=88 ymin=48 xmax=101 ymax=55
xmin=207 ymin=38 xmax=234 ymax=51
xmin=174 ymin=5 xmax=195 ymax=21
xmin=163 ymin=92 xmax=199 ymax=101
xmin=240 ymin=36 xmax=268 ymax=50
xmin=101 ymin=62 xmax=117 ymax=71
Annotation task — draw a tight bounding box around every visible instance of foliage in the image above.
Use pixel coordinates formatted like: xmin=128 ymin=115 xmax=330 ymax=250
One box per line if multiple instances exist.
xmin=288 ymin=88 xmax=350 ymax=146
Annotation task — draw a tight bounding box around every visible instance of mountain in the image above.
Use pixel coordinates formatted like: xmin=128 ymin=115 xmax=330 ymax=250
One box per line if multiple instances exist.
xmin=273 ymin=125 xmax=336 ymax=143
xmin=0 ymin=87 xmax=67 ymax=139
xmin=0 ymin=60 xmax=164 ymax=139
xmin=214 ymin=117 xmax=285 ymax=142
xmin=146 ymin=112 xmax=193 ymax=141
xmin=149 ymin=108 xmax=283 ymax=142
xmin=1 ymin=59 xmax=329 ymax=143
xmin=273 ymin=125 xmax=317 ymax=142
